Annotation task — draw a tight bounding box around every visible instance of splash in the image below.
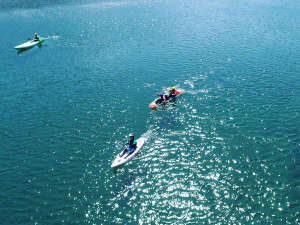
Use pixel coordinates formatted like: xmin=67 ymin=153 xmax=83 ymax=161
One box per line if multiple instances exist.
xmin=184 ymin=89 xmax=209 ymax=95
xmin=184 ymin=80 xmax=194 ymax=89
xmin=44 ymin=35 xmax=60 ymax=40
xmin=183 ymin=74 xmax=210 ymax=95
xmin=140 ymin=129 xmax=153 ymax=143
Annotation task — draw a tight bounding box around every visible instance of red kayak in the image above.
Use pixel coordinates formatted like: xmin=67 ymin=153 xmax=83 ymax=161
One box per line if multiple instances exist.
xmin=149 ymin=89 xmax=184 ymax=109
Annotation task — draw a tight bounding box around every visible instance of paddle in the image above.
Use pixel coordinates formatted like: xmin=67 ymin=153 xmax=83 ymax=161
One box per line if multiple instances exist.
xmin=27 ymin=38 xmax=37 ymax=43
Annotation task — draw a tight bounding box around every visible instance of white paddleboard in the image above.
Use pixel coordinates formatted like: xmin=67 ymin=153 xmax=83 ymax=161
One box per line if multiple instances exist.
xmin=14 ymin=38 xmax=44 ymax=50
xmin=111 ymin=137 xmax=145 ymax=168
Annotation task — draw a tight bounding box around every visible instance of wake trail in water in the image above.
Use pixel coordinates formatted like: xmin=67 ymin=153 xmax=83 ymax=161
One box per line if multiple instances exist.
xmin=183 ymin=76 xmax=209 ymax=95
xmin=183 ymin=89 xmax=208 ymax=95
xmin=140 ymin=129 xmax=154 ymax=143
xmin=44 ymin=35 xmax=60 ymax=40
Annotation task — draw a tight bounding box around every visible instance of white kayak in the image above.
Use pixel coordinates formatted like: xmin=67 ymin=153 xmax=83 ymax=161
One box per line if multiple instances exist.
xmin=111 ymin=137 xmax=146 ymax=168
xmin=14 ymin=37 xmax=45 ymax=50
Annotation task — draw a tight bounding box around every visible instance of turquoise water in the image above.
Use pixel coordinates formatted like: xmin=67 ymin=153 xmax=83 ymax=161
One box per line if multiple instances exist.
xmin=1 ymin=0 xmax=300 ymax=224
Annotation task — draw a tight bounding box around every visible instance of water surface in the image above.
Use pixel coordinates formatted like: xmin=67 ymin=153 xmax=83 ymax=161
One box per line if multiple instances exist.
xmin=0 ymin=0 xmax=299 ymax=224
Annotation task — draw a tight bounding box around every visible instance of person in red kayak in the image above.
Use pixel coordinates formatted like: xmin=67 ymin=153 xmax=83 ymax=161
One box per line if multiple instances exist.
xmin=168 ymin=87 xmax=177 ymax=99
xmin=157 ymin=93 xmax=167 ymax=103
xmin=120 ymin=134 xmax=137 ymax=157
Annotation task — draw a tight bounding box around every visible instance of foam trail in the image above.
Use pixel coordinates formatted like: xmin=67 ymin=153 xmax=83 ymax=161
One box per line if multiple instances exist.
xmin=44 ymin=35 xmax=60 ymax=40
xmin=184 ymin=89 xmax=209 ymax=95
xmin=184 ymin=80 xmax=194 ymax=89
xmin=140 ymin=129 xmax=153 ymax=142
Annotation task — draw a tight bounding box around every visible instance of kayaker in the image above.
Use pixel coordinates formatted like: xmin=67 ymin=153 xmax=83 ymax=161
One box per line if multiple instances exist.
xmin=33 ymin=33 xmax=40 ymax=41
xmin=168 ymin=87 xmax=177 ymax=99
xmin=120 ymin=134 xmax=137 ymax=157
xmin=157 ymin=93 xmax=167 ymax=102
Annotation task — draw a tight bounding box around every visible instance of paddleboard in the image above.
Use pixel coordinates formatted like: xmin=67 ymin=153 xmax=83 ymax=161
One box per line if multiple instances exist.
xmin=111 ymin=137 xmax=145 ymax=168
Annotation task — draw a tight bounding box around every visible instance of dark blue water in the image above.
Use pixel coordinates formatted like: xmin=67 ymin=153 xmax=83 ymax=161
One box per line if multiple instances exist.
xmin=1 ymin=0 xmax=299 ymax=224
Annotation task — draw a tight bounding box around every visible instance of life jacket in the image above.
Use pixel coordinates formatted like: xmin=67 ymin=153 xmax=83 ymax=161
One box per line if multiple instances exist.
xmin=133 ymin=140 xmax=137 ymax=148
xmin=128 ymin=139 xmax=137 ymax=149
xmin=169 ymin=89 xmax=176 ymax=97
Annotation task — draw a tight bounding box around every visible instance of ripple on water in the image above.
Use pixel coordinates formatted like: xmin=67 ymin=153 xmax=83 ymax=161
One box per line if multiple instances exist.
xmin=82 ymin=71 xmax=300 ymax=224
xmin=1 ymin=0 xmax=300 ymax=224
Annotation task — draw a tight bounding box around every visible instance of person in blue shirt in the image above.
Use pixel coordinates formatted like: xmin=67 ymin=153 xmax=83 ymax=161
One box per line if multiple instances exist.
xmin=120 ymin=134 xmax=137 ymax=157
xmin=157 ymin=93 xmax=167 ymax=103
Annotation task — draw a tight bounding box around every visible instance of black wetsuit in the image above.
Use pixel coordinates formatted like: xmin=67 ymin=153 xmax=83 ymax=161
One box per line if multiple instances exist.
xmin=121 ymin=138 xmax=137 ymax=156
xmin=33 ymin=35 xmax=40 ymax=41
xmin=128 ymin=139 xmax=137 ymax=149
xmin=168 ymin=90 xmax=176 ymax=98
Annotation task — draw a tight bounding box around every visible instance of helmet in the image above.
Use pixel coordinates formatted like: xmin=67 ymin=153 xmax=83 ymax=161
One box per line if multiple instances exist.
xmin=159 ymin=93 xmax=163 ymax=97
xmin=171 ymin=87 xmax=175 ymax=90
xmin=34 ymin=33 xmax=37 ymax=35
xmin=129 ymin=133 xmax=134 ymax=138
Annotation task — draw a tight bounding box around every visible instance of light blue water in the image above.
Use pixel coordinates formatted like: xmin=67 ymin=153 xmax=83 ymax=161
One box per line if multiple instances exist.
xmin=0 ymin=0 xmax=299 ymax=224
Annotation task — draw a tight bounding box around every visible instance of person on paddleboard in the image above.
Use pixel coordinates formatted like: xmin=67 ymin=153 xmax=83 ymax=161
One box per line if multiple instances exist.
xmin=120 ymin=134 xmax=137 ymax=157
xmin=157 ymin=93 xmax=167 ymax=102
xmin=168 ymin=87 xmax=177 ymax=99
xmin=33 ymin=33 xmax=40 ymax=41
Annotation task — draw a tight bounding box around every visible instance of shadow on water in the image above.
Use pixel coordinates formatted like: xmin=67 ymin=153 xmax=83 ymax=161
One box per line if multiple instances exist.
xmin=150 ymin=98 xmax=179 ymax=112
xmin=111 ymin=150 xmax=144 ymax=174
xmin=17 ymin=46 xmax=34 ymax=55
xmin=16 ymin=44 xmax=44 ymax=55
xmin=112 ymin=166 xmax=145 ymax=196
xmin=150 ymin=99 xmax=183 ymax=130
xmin=112 ymin=165 xmax=124 ymax=175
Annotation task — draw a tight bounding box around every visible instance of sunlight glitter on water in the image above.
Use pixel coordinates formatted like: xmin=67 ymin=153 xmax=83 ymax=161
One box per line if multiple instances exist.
xmin=2 ymin=0 xmax=299 ymax=224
